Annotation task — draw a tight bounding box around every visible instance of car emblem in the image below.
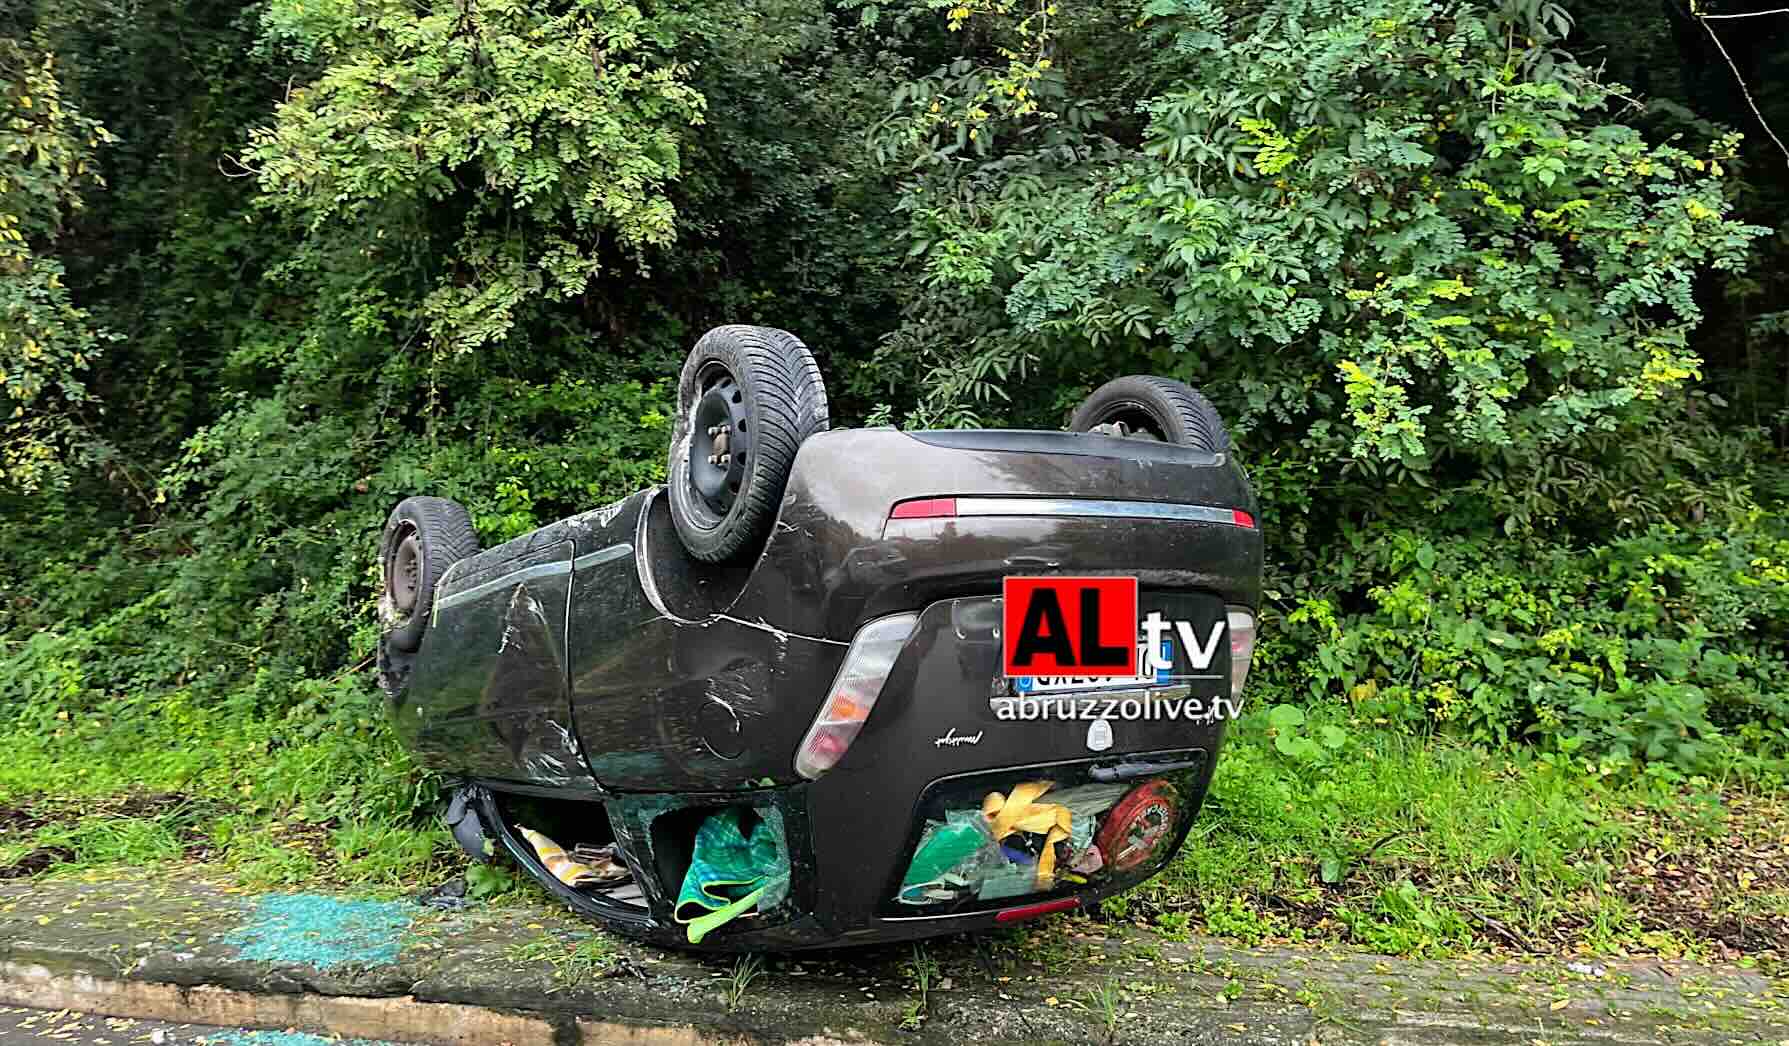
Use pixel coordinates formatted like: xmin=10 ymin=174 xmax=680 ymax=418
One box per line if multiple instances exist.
xmin=1086 ymin=717 xmax=1113 ymax=752
xmin=933 ymin=727 xmax=983 ymax=748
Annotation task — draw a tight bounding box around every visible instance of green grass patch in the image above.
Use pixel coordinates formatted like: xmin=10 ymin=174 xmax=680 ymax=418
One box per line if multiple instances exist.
xmin=1127 ymin=706 xmax=1785 ymax=958
xmin=0 ymin=676 xmax=457 ymax=890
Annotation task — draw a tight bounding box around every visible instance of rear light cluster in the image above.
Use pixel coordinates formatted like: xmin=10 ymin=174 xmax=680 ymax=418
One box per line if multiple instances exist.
xmin=888 ymin=497 xmax=957 ymax=520
xmin=1226 ymin=606 xmax=1256 ymax=700
xmin=793 ymin=612 xmax=919 ymax=779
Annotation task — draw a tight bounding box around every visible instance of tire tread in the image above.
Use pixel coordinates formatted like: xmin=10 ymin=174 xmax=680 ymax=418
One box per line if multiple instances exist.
xmin=1069 ymin=375 xmax=1230 ymax=453
xmin=668 ymin=325 xmax=828 ymax=562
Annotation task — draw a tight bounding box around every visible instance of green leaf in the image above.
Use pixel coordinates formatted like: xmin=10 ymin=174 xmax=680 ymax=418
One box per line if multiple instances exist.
xmin=1267 ymin=704 xmax=1306 ymax=730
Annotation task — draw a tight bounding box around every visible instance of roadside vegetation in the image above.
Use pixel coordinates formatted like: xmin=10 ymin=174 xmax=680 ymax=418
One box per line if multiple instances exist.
xmin=2 ymin=0 xmax=1786 ymax=964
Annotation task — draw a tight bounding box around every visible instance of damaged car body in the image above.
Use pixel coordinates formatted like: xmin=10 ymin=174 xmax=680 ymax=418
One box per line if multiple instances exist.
xmin=378 ymin=325 xmax=1264 ymax=950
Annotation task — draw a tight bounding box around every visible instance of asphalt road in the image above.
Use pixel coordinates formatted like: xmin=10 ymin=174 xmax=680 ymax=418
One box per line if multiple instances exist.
xmin=0 ymin=1007 xmax=408 ymax=1046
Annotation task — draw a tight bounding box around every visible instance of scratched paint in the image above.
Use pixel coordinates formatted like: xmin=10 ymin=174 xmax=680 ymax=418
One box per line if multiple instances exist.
xmin=224 ymin=895 xmax=410 ymax=969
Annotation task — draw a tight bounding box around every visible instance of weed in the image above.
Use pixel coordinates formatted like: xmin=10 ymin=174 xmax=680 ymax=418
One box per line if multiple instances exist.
xmin=724 ymin=954 xmax=763 ymax=1010
xmin=1201 ymin=896 xmax=1286 ymax=945
xmin=465 ymin=862 xmax=522 ymax=901
xmin=1153 ymin=911 xmax=1191 ymax=941
xmin=900 ymin=943 xmax=939 ymax=1031
xmin=507 ymin=932 xmax=618 ymax=990
xmin=1086 ymin=979 xmax=1122 ymax=1044
xmin=1126 ymin=940 xmax=1162 ymax=963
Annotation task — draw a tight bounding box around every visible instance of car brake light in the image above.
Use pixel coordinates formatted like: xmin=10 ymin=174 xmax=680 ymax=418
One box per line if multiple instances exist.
xmin=794 ymin=612 xmax=919 ymax=779
xmin=1232 ymin=509 xmax=1255 ymax=528
xmin=889 ymin=497 xmax=957 ymax=520
xmin=1226 ymin=607 xmax=1256 ymax=701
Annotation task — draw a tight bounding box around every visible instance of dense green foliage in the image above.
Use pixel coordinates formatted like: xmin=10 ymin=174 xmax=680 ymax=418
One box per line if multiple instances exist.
xmin=2 ymin=0 xmax=1787 ymax=920
xmin=0 ymin=32 xmax=115 ymax=489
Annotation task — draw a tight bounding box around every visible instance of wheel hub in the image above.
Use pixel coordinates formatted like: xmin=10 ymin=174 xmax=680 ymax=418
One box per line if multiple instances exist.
xmin=390 ymin=530 xmax=421 ymax=613
xmin=688 ymin=366 xmax=751 ymax=515
xmin=1090 ymin=403 xmax=1165 ymax=441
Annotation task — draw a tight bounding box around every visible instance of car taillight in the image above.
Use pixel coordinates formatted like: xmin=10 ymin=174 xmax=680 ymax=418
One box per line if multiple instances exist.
xmin=889 ymin=497 xmax=957 ymax=520
xmin=793 ymin=612 xmax=919 ymax=779
xmin=1226 ymin=606 xmax=1256 ymax=701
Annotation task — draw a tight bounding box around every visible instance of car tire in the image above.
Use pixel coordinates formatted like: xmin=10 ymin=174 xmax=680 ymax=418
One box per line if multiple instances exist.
xmin=378 ymin=495 xmax=479 ymax=655
xmin=667 ymin=325 xmax=829 ymax=563
xmin=1068 ymin=375 xmax=1230 ymax=453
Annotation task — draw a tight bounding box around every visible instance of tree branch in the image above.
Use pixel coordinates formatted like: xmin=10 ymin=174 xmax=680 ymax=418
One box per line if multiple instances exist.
xmin=1695 ymin=13 xmax=1789 ymax=167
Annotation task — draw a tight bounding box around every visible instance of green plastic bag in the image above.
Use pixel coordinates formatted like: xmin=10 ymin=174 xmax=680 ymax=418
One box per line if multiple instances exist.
xmin=673 ymin=808 xmax=790 ymax=943
xmin=896 ymin=809 xmax=999 ymax=904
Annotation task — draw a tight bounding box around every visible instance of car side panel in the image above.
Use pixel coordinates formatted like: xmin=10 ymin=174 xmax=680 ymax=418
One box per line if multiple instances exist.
xmin=398 ymin=538 xmax=593 ymax=787
xmin=565 ymin=491 xmax=849 ymax=791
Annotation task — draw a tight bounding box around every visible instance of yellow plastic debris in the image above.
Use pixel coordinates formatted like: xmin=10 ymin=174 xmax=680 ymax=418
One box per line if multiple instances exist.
xmin=516 ymin=825 xmax=608 ymax=888
xmin=981 ymin=780 xmax=1072 ymax=887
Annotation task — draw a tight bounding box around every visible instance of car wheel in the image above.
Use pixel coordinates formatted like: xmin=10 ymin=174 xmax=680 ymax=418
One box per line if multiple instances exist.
xmin=667 ymin=325 xmax=829 ymax=563
xmin=378 ymin=495 xmax=479 ymax=655
xmin=1068 ymin=375 xmax=1230 ymax=453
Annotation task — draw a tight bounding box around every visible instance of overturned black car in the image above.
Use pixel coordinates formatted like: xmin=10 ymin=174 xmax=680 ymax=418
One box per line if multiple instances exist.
xmin=377 ymin=325 xmax=1263 ymax=950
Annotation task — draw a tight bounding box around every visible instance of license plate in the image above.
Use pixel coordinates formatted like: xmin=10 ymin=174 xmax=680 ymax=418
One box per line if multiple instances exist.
xmin=1011 ymin=640 xmax=1173 ymax=696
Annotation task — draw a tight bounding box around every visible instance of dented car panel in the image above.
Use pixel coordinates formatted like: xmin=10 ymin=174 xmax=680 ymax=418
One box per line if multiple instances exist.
xmin=390 ymin=427 xmax=1263 ymax=949
xmin=396 ymin=538 xmax=594 ymax=789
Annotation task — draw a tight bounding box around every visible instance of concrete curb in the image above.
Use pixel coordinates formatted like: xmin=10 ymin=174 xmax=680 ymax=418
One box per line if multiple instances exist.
xmin=0 ymin=959 xmax=834 ymax=1046
xmin=2 ymin=876 xmax=1784 ymax=1046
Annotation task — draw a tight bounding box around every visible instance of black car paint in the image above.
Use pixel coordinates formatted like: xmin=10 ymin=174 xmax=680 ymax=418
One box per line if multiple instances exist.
xmin=388 ymin=427 xmax=1262 ymax=949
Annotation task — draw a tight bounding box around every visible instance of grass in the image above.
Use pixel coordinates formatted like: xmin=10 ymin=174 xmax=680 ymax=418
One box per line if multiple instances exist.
xmin=0 ymin=681 xmax=457 ymax=892
xmin=0 ymin=686 xmax=1782 ymax=965
xmin=1086 ymin=979 xmax=1122 ymax=1043
xmin=508 ymin=931 xmax=621 ymax=989
xmin=1123 ymin=705 xmax=1787 ymax=960
xmin=723 ymin=954 xmax=764 ymax=1010
xmin=900 ymin=943 xmax=939 ymax=1030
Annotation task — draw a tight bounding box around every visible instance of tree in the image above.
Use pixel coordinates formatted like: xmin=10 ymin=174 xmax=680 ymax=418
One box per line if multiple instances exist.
xmin=0 ymin=31 xmax=114 ymax=490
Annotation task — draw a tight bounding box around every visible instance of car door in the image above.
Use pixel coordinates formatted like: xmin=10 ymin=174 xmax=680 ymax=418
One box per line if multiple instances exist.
xmin=407 ymin=538 xmax=595 ymax=788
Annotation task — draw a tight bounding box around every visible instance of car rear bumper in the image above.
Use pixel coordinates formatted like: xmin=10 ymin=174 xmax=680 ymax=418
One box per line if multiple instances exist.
xmin=477 ymin=736 xmax=1222 ymax=951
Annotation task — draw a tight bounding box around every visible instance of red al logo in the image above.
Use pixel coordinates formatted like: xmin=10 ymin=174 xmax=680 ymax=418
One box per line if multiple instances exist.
xmin=1001 ymin=576 xmax=1139 ymax=677
xmin=1000 ymin=576 xmax=1229 ymax=679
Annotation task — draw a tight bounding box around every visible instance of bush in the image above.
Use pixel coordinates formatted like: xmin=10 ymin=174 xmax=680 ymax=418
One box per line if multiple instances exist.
xmin=1262 ymin=518 xmax=1789 ymax=777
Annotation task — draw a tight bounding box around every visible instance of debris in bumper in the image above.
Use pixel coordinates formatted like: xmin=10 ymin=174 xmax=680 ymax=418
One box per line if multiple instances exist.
xmin=673 ymin=807 xmax=791 ymax=944
xmin=894 ymin=778 xmax=1176 ymax=908
xmin=518 ymin=826 xmax=628 ymax=889
xmin=1097 ymin=780 xmax=1181 ymax=872
xmin=897 ymin=812 xmax=1003 ymax=905
xmin=983 ymin=781 xmax=1073 ymax=887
